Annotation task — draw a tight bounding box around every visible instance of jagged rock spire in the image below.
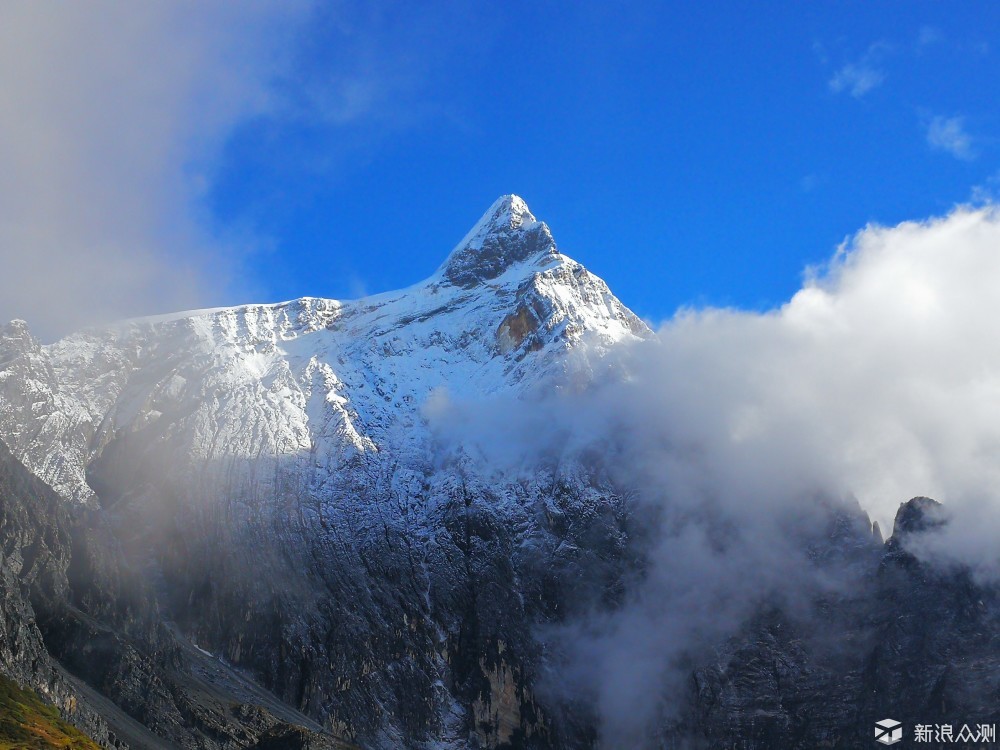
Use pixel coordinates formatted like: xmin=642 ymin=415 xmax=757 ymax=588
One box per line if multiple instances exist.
xmin=438 ymin=195 xmax=559 ymax=288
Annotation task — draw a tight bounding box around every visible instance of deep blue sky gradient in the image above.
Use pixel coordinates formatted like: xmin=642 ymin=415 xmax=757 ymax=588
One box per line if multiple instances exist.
xmin=207 ymin=1 xmax=1000 ymax=322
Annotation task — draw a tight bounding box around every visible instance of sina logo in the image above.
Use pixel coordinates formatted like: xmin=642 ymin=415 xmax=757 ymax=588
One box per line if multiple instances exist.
xmin=875 ymin=718 xmax=903 ymax=745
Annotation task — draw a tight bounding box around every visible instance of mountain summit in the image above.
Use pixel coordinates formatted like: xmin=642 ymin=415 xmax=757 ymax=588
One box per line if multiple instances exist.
xmin=0 ymin=195 xmax=650 ymax=745
xmin=0 ymin=195 xmax=647 ymax=504
xmin=438 ymin=194 xmax=559 ymax=288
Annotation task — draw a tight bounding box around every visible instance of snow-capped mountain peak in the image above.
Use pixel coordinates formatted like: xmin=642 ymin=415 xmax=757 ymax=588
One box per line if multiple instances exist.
xmin=0 ymin=320 xmax=35 ymax=356
xmin=0 ymin=196 xmax=647 ymax=505
xmin=483 ymin=193 xmax=535 ymax=229
xmin=438 ymin=194 xmax=558 ymax=288
xmin=454 ymin=194 xmax=538 ymax=247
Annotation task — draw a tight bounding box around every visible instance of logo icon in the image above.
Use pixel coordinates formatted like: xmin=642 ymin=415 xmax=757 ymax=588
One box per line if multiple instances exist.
xmin=875 ymin=718 xmax=903 ymax=745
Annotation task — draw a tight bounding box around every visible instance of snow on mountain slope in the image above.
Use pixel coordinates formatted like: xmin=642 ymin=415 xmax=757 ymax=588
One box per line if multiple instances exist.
xmin=0 ymin=195 xmax=648 ymax=506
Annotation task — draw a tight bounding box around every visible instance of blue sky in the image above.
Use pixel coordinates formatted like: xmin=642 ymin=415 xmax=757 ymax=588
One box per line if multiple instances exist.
xmin=205 ymin=1 xmax=1000 ymax=322
xmin=0 ymin=2 xmax=997 ymax=336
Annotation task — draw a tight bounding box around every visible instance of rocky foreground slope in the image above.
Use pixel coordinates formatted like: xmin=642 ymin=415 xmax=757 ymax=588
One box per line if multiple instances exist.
xmin=0 ymin=196 xmax=998 ymax=748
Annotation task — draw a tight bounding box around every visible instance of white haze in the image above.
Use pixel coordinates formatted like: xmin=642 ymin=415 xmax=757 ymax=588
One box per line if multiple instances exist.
xmin=427 ymin=204 xmax=1000 ymax=745
xmin=0 ymin=1 xmax=309 ymax=340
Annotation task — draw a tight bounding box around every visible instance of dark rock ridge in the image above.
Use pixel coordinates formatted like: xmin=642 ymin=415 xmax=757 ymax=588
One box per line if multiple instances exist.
xmin=657 ymin=497 xmax=1000 ymax=749
xmin=0 ymin=437 xmax=352 ymax=749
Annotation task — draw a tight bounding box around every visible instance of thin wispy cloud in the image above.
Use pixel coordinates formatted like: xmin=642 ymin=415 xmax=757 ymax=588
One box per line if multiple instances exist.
xmin=971 ymin=171 xmax=1000 ymax=204
xmin=829 ymin=62 xmax=885 ymax=97
xmin=926 ymin=115 xmax=976 ymax=160
xmin=288 ymin=2 xmax=483 ymax=130
xmin=812 ymin=39 xmax=830 ymax=66
xmin=828 ymin=42 xmax=890 ymax=98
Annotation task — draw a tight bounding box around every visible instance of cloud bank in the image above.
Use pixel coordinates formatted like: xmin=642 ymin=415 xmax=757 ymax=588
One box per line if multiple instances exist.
xmin=440 ymin=203 xmax=1000 ymax=558
xmin=0 ymin=1 xmax=309 ymax=339
xmin=429 ymin=204 xmax=1000 ymax=743
xmin=647 ymin=205 xmax=1000 ymax=535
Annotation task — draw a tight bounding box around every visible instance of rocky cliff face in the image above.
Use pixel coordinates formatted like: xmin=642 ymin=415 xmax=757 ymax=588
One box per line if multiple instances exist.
xmin=0 ymin=197 xmax=997 ymax=748
xmin=0 ymin=436 xmax=117 ymax=746
xmin=658 ymin=497 xmax=1000 ymax=749
xmin=0 ymin=434 xmax=352 ymax=749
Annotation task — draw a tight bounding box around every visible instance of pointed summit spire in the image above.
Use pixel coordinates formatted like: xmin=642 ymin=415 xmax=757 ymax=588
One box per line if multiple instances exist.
xmin=439 ymin=195 xmax=559 ymax=288
xmin=448 ymin=195 xmax=541 ymax=259
xmin=484 ymin=194 xmax=536 ymax=231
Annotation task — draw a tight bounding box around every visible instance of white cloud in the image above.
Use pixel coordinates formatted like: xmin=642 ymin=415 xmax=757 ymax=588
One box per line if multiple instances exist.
xmin=829 ymin=61 xmax=885 ymax=97
xmin=430 ymin=204 xmax=1000 ymax=740
xmin=0 ymin=1 xmax=312 ymax=339
xmin=926 ymin=114 xmax=976 ymax=160
xmin=828 ymin=42 xmax=890 ymax=97
xmin=442 ymin=204 xmax=1000 ymax=563
xmin=649 ymin=206 xmax=1000 ymax=535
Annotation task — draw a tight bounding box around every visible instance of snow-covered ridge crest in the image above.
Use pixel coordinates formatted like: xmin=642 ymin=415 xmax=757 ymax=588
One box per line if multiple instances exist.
xmin=0 ymin=195 xmax=648 ymax=504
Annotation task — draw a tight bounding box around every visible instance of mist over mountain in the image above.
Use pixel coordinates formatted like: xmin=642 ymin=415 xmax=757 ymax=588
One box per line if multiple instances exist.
xmin=1 ymin=197 xmax=1000 ymax=748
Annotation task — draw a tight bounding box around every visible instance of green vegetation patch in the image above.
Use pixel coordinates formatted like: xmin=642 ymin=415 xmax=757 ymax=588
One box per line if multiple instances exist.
xmin=0 ymin=675 xmax=99 ymax=749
